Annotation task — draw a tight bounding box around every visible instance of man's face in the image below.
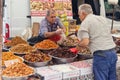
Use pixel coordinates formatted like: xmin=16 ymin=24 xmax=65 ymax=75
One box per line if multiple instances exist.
xmin=78 ymin=11 xmax=85 ymax=21
xmin=47 ymin=13 xmax=56 ymax=24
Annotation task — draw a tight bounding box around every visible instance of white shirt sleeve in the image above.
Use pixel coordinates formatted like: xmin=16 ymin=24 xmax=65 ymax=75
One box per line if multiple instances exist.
xmin=77 ymin=18 xmax=90 ymax=40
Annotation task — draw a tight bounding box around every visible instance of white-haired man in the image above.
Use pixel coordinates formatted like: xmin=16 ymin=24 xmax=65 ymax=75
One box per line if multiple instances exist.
xmin=77 ymin=4 xmax=117 ymax=80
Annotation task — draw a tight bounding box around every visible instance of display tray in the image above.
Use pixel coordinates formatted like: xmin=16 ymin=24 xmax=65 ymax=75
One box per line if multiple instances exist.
xmin=37 ymin=47 xmax=58 ymax=51
xmin=23 ymin=56 xmax=52 ymax=67
xmin=58 ymin=44 xmax=76 ymax=48
xmin=49 ymin=54 xmax=77 ymax=64
xmin=3 ymin=45 xmax=11 ymax=49
xmin=12 ymin=52 xmax=26 ymax=57
xmin=27 ymin=74 xmax=40 ymax=80
xmin=77 ymin=53 xmax=93 ymax=60
xmin=2 ymin=48 xmax=9 ymax=52
xmin=38 ymin=49 xmax=54 ymax=54
xmin=24 ymin=59 xmax=51 ymax=67
xmin=9 ymin=48 xmax=37 ymax=56
xmin=28 ymin=42 xmax=36 ymax=46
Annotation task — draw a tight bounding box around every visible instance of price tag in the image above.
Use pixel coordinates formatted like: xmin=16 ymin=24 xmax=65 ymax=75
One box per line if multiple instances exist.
xmin=4 ymin=59 xmax=20 ymax=67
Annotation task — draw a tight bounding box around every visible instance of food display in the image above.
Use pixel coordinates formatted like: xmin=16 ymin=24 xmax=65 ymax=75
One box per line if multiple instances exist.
xmin=2 ymin=63 xmax=34 ymax=77
xmin=23 ymin=51 xmax=52 ymax=67
xmin=58 ymin=36 xmax=79 ymax=47
xmin=4 ymin=36 xmax=27 ymax=47
xmin=76 ymin=46 xmax=92 ymax=60
xmin=10 ymin=44 xmax=36 ymax=54
xmin=23 ymin=51 xmax=51 ymax=62
xmin=49 ymin=47 xmax=77 ymax=64
xmin=76 ymin=46 xmax=91 ymax=54
xmin=2 ymin=52 xmax=23 ymax=66
xmin=34 ymin=39 xmax=59 ymax=50
xmin=49 ymin=47 xmax=76 ymax=58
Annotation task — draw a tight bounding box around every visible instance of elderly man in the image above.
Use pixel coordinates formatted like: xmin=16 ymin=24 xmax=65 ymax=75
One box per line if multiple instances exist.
xmin=39 ymin=9 xmax=66 ymax=42
xmin=77 ymin=4 xmax=117 ymax=80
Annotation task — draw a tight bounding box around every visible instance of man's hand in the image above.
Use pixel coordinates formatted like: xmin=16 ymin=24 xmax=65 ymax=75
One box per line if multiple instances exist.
xmin=111 ymin=29 xmax=118 ymax=34
xmin=55 ymin=29 xmax=63 ymax=34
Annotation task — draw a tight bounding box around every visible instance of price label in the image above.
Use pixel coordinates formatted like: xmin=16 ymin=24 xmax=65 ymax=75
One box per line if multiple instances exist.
xmin=4 ymin=59 xmax=20 ymax=67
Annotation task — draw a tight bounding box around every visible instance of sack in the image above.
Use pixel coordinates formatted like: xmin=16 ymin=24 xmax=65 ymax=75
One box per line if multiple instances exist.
xmin=32 ymin=22 xmax=40 ymax=37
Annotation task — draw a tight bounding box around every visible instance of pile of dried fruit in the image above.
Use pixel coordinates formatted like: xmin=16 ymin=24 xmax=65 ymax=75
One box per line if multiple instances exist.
xmin=24 ymin=51 xmax=51 ymax=62
xmin=5 ymin=36 xmax=27 ymax=47
xmin=58 ymin=37 xmax=79 ymax=47
xmin=2 ymin=63 xmax=34 ymax=77
xmin=49 ymin=47 xmax=76 ymax=58
xmin=34 ymin=39 xmax=59 ymax=50
xmin=76 ymin=46 xmax=91 ymax=54
xmin=10 ymin=44 xmax=36 ymax=53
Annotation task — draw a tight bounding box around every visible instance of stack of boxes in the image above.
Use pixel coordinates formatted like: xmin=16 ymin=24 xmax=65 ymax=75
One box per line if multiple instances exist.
xmin=36 ymin=66 xmax=62 ymax=80
xmin=70 ymin=60 xmax=93 ymax=80
xmin=35 ymin=59 xmax=94 ymax=80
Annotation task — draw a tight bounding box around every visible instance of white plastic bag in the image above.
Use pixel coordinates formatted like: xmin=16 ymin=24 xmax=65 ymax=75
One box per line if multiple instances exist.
xmin=21 ymin=27 xmax=32 ymax=40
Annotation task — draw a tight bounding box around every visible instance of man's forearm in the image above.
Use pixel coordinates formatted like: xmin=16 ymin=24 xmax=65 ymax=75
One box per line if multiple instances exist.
xmin=44 ymin=31 xmax=56 ymax=38
xmin=78 ymin=38 xmax=89 ymax=47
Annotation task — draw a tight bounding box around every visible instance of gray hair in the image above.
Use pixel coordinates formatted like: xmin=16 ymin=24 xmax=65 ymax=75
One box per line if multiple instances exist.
xmin=46 ymin=9 xmax=55 ymax=16
xmin=78 ymin=4 xmax=93 ymax=14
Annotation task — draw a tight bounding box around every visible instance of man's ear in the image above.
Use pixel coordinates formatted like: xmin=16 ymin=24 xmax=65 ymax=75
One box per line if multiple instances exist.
xmin=82 ymin=11 xmax=86 ymax=16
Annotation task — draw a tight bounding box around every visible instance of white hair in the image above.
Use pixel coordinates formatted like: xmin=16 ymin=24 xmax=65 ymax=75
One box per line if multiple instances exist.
xmin=78 ymin=4 xmax=93 ymax=14
xmin=46 ymin=9 xmax=55 ymax=17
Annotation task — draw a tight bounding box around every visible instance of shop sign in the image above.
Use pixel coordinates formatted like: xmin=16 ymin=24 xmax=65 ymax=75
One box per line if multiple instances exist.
xmin=30 ymin=0 xmax=72 ymax=16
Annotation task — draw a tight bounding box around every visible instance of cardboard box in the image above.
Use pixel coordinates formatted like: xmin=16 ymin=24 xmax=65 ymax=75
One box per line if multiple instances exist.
xmin=32 ymin=22 xmax=40 ymax=37
xmin=50 ymin=64 xmax=79 ymax=79
xmin=70 ymin=60 xmax=93 ymax=80
xmin=36 ymin=66 xmax=62 ymax=80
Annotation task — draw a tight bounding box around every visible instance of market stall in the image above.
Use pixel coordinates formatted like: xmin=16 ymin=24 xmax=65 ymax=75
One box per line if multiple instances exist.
xmin=2 ymin=35 xmax=120 ymax=80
